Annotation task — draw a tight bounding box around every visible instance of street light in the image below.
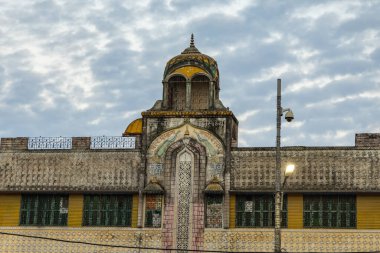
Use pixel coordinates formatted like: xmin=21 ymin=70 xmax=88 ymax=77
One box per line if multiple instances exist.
xmin=274 ymin=79 xmax=294 ymax=253
xmin=285 ymin=164 xmax=295 ymax=177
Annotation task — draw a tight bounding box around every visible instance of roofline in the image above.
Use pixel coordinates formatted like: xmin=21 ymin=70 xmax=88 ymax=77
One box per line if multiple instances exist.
xmin=232 ymin=146 xmax=380 ymax=151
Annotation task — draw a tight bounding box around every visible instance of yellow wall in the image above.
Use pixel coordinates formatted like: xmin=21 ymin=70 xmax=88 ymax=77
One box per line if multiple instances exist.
xmin=357 ymin=194 xmax=380 ymax=229
xmin=287 ymin=194 xmax=303 ymax=229
xmin=229 ymin=194 xmax=236 ymax=228
xmin=131 ymin=194 xmax=139 ymax=228
xmin=68 ymin=194 xmax=83 ymax=227
xmin=0 ymin=194 xmax=21 ymax=226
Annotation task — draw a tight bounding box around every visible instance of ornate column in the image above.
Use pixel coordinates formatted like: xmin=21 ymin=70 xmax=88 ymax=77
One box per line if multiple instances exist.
xmin=223 ymin=117 xmax=232 ymax=228
xmin=209 ymin=81 xmax=215 ymax=109
xmin=162 ymin=81 xmax=169 ymax=109
xmin=186 ymin=80 xmax=191 ymax=110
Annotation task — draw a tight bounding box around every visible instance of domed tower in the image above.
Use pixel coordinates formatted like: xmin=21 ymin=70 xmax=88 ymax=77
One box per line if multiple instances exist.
xmin=141 ymin=35 xmax=238 ymax=147
xmin=160 ymin=34 xmax=224 ymax=111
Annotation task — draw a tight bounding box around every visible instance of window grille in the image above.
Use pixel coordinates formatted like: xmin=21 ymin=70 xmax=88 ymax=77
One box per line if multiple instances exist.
xmin=236 ymin=194 xmax=287 ymax=228
xmin=206 ymin=195 xmax=223 ymax=228
xmin=303 ymin=194 xmax=356 ymax=228
xmin=83 ymin=195 xmax=133 ymax=226
xmin=20 ymin=194 xmax=68 ymax=226
xmin=144 ymin=195 xmax=162 ymax=228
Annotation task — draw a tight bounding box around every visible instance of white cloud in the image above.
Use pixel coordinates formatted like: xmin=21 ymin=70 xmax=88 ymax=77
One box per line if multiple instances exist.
xmin=306 ymin=90 xmax=380 ymax=108
xmin=291 ymin=1 xmax=361 ymax=27
xmin=0 ymin=0 xmax=379 ymax=147
xmin=240 ymin=126 xmax=274 ymax=135
xmin=286 ymin=74 xmax=357 ymax=93
xmin=237 ymin=109 xmax=259 ymax=122
xmin=309 ymin=130 xmax=353 ymax=145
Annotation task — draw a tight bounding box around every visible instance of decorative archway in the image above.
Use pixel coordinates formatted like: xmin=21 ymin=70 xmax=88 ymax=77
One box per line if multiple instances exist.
xmin=146 ymin=124 xmax=225 ymax=251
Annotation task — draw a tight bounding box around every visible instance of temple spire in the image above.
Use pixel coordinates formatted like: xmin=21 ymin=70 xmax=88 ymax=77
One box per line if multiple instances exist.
xmin=181 ymin=33 xmax=200 ymax=54
xmin=190 ymin=33 xmax=195 ymax=47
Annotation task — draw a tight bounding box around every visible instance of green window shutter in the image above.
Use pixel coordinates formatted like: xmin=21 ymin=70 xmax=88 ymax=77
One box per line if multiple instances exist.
xmin=235 ymin=194 xmax=287 ymax=228
xmin=144 ymin=195 xmax=162 ymax=228
xmin=83 ymin=194 xmax=133 ymax=226
xmin=303 ymin=194 xmax=356 ymax=228
xmin=20 ymin=194 xmax=68 ymax=226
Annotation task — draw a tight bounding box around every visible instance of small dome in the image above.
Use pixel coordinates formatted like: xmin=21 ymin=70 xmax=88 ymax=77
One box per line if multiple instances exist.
xmin=123 ymin=118 xmax=142 ymax=135
xmin=143 ymin=178 xmax=165 ymax=194
xmin=204 ymin=176 xmax=224 ymax=194
xmin=163 ymin=34 xmax=219 ymax=82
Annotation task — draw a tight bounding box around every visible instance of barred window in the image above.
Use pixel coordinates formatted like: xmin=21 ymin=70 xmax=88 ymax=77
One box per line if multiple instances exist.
xmin=236 ymin=194 xmax=287 ymax=227
xmin=304 ymin=194 xmax=356 ymax=228
xmin=20 ymin=194 xmax=68 ymax=226
xmin=206 ymin=195 xmax=223 ymax=228
xmin=145 ymin=195 xmax=162 ymax=228
xmin=83 ymin=195 xmax=132 ymax=226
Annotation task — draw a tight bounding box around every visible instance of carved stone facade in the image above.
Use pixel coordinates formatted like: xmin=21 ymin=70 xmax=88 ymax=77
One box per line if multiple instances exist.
xmin=0 ymin=151 xmax=141 ymax=192
xmin=1 ymin=37 xmax=380 ymax=252
xmin=231 ymin=148 xmax=380 ymax=192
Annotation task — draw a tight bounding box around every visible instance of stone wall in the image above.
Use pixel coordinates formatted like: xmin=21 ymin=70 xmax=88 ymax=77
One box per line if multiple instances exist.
xmin=1 ymin=228 xmax=380 ymax=252
xmin=203 ymin=229 xmax=380 ymax=252
xmin=0 ymin=151 xmax=141 ymax=192
xmin=0 ymin=228 xmax=162 ymax=253
xmin=231 ymin=148 xmax=380 ymax=192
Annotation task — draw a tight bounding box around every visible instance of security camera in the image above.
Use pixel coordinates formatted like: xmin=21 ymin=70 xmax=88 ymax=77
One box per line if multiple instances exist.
xmin=284 ymin=110 xmax=294 ymax=122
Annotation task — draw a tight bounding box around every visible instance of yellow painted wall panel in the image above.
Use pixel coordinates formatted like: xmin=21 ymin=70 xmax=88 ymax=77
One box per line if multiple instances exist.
xmin=172 ymin=66 xmax=206 ymax=79
xmin=287 ymin=194 xmax=303 ymax=229
xmin=229 ymin=194 xmax=236 ymax=228
xmin=0 ymin=194 xmax=21 ymax=226
xmin=131 ymin=194 xmax=139 ymax=228
xmin=68 ymin=194 xmax=83 ymax=227
xmin=357 ymin=194 xmax=380 ymax=229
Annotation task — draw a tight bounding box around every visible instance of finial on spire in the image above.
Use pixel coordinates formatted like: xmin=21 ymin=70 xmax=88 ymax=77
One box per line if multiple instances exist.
xmin=181 ymin=33 xmax=200 ymax=54
xmin=190 ymin=33 xmax=194 ymax=47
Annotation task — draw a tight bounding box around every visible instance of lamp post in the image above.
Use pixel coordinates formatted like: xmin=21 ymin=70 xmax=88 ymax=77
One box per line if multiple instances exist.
xmin=274 ymin=79 xmax=294 ymax=253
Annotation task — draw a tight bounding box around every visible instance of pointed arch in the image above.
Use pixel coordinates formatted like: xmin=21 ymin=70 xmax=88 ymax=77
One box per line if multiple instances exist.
xmin=161 ymin=138 xmax=207 ymax=251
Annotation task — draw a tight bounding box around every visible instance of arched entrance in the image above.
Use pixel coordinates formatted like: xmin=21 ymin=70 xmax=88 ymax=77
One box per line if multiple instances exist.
xmin=162 ymin=137 xmax=207 ymax=252
xmin=145 ymin=124 xmax=225 ymax=251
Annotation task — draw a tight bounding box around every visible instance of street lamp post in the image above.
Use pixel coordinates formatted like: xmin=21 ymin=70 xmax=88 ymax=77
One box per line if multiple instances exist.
xmin=274 ymin=79 xmax=294 ymax=253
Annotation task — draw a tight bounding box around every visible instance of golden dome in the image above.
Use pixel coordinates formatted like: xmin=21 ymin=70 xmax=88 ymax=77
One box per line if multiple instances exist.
xmin=163 ymin=34 xmax=219 ymax=82
xmin=123 ymin=118 xmax=142 ymax=135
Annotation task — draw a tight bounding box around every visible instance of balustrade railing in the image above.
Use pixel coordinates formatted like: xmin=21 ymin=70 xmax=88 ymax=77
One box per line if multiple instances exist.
xmin=25 ymin=136 xmax=137 ymax=150
xmin=28 ymin=137 xmax=72 ymax=150
xmin=90 ymin=136 xmax=136 ymax=149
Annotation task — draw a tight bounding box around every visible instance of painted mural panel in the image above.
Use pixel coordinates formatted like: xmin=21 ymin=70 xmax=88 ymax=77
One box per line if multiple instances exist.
xmin=147 ymin=124 xmax=225 ymax=183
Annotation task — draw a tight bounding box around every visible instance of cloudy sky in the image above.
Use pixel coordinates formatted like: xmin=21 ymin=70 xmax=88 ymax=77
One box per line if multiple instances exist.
xmin=0 ymin=0 xmax=379 ymax=147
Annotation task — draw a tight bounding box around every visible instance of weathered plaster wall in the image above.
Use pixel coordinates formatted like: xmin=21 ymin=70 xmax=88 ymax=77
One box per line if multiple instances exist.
xmin=203 ymin=229 xmax=380 ymax=252
xmin=0 ymin=228 xmax=162 ymax=253
xmin=0 ymin=151 xmax=141 ymax=192
xmin=1 ymin=228 xmax=379 ymax=252
xmin=231 ymin=148 xmax=380 ymax=191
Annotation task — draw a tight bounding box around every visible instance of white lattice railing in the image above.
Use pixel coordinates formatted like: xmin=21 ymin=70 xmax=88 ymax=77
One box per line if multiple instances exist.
xmin=28 ymin=137 xmax=72 ymax=150
xmin=26 ymin=136 xmax=136 ymax=150
xmin=90 ymin=136 xmax=136 ymax=149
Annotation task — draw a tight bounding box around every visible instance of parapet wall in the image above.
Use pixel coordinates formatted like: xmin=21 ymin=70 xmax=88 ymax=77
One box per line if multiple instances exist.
xmin=356 ymin=133 xmax=380 ymax=147
xmin=0 ymin=136 xmax=141 ymax=151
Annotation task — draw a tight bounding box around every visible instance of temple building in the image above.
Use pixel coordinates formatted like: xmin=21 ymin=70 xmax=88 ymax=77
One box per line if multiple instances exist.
xmin=1 ymin=36 xmax=380 ymax=252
